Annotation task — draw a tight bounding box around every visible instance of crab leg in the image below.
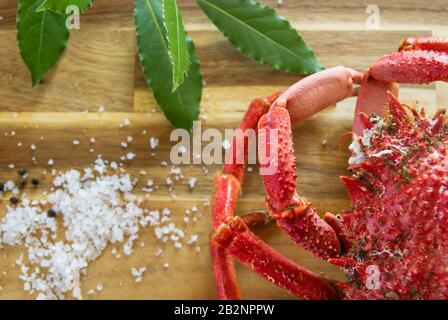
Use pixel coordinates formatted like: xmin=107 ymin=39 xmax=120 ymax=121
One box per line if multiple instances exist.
xmin=210 ymin=96 xmax=275 ymax=299
xmin=272 ymin=66 xmax=363 ymax=124
xmin=257 ymin=67 xmax=363 ymax=260
xmin=214 ymin=216 xmax=341 ymax=300
xmin=399 ymin=36 xmax=448 ymax=53
xmin=223 ymin=98 xmax=272 ymax=181
xmin=210 ymin=176 xmax=272 ymax=300
xmin=370 ymin=50 xmax=448 ymax=84
xmin=356 ymin=38 xmax=448 ymax=132
xmin=353 ymin=73 xmax=398 ymax=135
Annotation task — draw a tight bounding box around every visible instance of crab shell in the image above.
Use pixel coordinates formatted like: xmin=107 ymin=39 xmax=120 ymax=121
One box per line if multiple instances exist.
xmin=210 ymin=36 xmax=448 ymax=300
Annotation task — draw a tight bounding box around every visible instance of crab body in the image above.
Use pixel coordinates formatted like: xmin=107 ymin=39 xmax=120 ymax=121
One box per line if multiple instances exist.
xmin=210 ymin=36 xmax=448 ymax=300
xmin=337 ymin=99 xmax=448 ymax=299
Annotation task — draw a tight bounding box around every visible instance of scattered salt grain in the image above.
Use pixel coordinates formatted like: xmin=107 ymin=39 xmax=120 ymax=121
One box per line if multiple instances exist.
xmin=187 ymin=235 xmax=199 ymax=245
xmin=155 ymin=248 xmax=163 ymax=256
xmin=149 ymin=137 xmax=159 ymax=150
xmin=120 ymin=118 xmax=130 ymax=128
xmin=126 ymin=152 xmax=136 ymax=160
xmin=131 ymin=267 xmax=146 ymax=283
xmin=188 ymin=177 xmax=197 ymax=189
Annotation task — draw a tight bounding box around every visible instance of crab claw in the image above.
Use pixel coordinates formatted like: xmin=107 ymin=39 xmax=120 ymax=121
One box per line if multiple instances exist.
xmin=370 ymin=50 xmax=448 ymax=84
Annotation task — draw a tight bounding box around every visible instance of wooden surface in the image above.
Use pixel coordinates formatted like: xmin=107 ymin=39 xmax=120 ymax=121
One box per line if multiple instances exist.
xmin=0 ymin=0 xmax=447 ymax=300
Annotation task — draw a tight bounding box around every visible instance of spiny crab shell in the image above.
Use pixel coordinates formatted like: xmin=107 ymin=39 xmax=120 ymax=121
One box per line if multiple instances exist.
xmin=338 ymin=95 xmax=448 ymax=299
xmin=210 ymin=36 xmax=448 ymax=300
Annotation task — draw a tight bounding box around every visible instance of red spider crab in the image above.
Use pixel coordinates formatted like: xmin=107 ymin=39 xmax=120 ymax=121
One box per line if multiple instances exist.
xmin=210 ymin=36 xmax=448 ymax=300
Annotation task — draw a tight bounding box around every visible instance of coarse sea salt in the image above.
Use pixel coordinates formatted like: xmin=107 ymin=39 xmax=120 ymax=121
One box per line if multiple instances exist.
xmin=0 ymin=158 xmax=145 ymax=300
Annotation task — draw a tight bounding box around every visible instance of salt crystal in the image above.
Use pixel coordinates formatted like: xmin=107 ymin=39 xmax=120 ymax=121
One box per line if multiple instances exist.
xmin=126 ymin=152 xmax=136 ymax=160
xmin=188 ymin=177 xmax=197 ymax=189
xmin=149 ymin=137 xmax=159 ymax=150
xmin=121 ymin=118 xmax=130 ymax=127
xmin=174 ymin=242 xmax=183 ymax=249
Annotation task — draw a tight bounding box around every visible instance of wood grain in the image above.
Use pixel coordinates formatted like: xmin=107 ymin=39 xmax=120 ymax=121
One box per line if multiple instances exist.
xmin=0 ymin=0 xmax=446 ymax=300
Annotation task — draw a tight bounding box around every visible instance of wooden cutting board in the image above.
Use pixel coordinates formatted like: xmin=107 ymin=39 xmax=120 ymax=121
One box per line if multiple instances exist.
xmin=0 ymin=0 xmax=447 ymax=299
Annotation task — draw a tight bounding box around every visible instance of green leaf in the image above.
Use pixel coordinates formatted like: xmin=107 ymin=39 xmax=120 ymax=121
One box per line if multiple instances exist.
xmin=197 ymin=0 xmax=323 ymax=74
xmin=135 ymin=0 xmax=202 ymax=131
xmin=163 ymin=0 xmax=191 ymax=92
xmin=37 ymin=0 xmax=93 ymax=14
xmin=17 ymin=0 xmax=70 ymax=86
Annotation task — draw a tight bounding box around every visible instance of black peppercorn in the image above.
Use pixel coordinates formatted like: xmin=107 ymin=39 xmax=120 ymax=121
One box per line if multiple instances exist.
xmin=31 ymin=178 xmax=39 ymax=186
xmin=9 ymin=197 xmax=19 ymax=204
xmin=0 ymin=183 xmax=4 ymax=192
xmin=18 ymin=168 xmax=27 ymax=177
xmin=47 ymin=209 xmax=57 ymax=218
